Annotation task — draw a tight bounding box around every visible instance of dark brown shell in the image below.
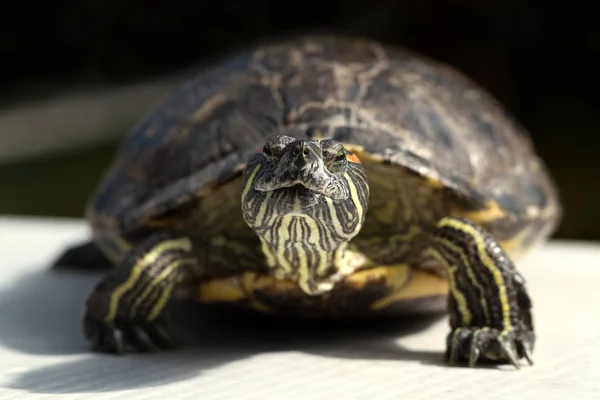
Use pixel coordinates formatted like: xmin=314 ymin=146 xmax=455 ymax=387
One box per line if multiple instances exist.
xmin=86 ymin=35 xmax=561 ymax=248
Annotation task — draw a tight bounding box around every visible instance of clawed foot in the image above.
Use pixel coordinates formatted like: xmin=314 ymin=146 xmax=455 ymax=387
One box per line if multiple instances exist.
xmin=84 ymin=317 xmax=179 ymax=354
xmin=445 ymin=327 xmax=534 ymax=369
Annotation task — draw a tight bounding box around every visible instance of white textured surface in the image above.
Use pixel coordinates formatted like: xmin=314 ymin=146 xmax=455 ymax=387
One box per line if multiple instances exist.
xmin=0 ymin=216 xmax=599 ymax=399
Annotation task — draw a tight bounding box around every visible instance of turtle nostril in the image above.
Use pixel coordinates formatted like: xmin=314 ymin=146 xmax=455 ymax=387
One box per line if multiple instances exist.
xmin=292 ymin=143 xmax=312 ymax=159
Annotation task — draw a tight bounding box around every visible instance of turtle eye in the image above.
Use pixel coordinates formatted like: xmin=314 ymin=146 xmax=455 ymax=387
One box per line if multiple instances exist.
xmin=262 ymin=145 xmax=273 ymax=156
xmin=335 ymin=148 xmax=346 ymax=161
xmin=261 ymin=144 xmax=278 ymax=166
xmin=326 ymin=147 xmax=347 ymax=173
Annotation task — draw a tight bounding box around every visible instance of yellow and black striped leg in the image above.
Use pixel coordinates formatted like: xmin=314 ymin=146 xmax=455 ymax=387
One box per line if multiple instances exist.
xmin=430 ymin=216 xmax=535 ymax=369
xmin=83 ymin=232 xmax=197 ymax=354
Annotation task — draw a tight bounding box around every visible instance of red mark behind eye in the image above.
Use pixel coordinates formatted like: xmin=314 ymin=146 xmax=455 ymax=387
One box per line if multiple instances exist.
xmin=346 ymin=151 xmax=361 ymax=164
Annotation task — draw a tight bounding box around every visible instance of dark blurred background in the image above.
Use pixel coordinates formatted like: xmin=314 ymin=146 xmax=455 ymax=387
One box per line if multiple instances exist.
xmin=0 ymin=0 xmax=598 ymax=240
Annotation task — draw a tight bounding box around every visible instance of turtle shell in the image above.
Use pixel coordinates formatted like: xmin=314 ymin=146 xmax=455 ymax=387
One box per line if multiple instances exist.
xmin=86 ymin=35 xmax=561 ymax=261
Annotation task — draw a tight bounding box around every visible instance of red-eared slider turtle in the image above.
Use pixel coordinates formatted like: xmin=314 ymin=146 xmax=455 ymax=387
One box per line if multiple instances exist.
xmin=54 ymin=35 xmax=562 ymax=368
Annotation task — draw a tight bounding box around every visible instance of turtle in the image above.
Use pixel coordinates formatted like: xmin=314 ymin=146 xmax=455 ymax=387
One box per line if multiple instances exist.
xmin=53 ymin=35 xmax=562 ymax=369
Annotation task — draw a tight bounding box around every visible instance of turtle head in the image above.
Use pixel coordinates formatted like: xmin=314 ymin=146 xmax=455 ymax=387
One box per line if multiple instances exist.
xmin=240 ymin=134 xmax=370 ymax=294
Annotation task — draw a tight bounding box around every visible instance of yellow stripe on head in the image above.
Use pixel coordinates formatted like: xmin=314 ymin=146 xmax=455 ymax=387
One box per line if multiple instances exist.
xmin=239 ymin=135 xmax=370 ymax=297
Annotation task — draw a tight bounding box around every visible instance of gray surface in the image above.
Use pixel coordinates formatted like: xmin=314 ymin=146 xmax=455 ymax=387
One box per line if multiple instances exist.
xmin=0 ymin=216 xmax=599 ymax=399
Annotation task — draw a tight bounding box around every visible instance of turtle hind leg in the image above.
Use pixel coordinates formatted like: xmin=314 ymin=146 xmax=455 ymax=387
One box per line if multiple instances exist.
xmin=52 ymin=241 xmax=113 ymax=270
xmin=429 ymin=216 xmax=535 ymax=369
xmin=83 ymin=231 xmax=198 ymax=354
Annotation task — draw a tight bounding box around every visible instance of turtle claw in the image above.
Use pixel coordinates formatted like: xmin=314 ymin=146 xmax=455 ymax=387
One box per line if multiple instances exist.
xmin=84 ymin=317 xmax=178 ymax=354
xmin=468 ymin=339 xmax=481 ymax=368
xmin=521 ymin=342 xmax=534 ymax=366
xmin=130 ymin=325 xmax=160 ymax=353
xmin=445 ymin=327 xmax=534 ymax=369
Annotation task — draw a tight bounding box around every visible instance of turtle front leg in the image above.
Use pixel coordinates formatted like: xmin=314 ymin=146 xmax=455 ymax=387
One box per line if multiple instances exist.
xmin=429 ymin=216 xmax=535 ymax=369
xmin=83 ymin=232 xmax=198 ymax=354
